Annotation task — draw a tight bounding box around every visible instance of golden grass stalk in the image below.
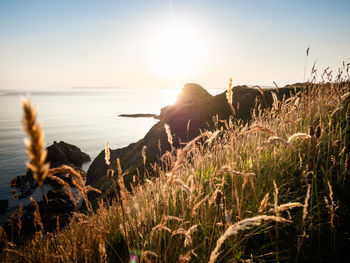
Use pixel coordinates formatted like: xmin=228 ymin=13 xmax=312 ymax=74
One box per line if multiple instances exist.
xmin=98 ymin=234 xmax=107 ymax=263
xmin=173 ymin=178 xmax=192 ymax=196
xmin=191 ymin=195 xmax=209 ymax=217
xmin=150 ymin=215 xmax=183 ymax=240
xmin=226 ymin=77 xmax=233 ymax=105
xmin=287 ymin=133 xmax=312 ymax=143
xmin=116 ymin=159 xmax=127 ymax=200
xmin=164 ymin=123 xmax=173 ymax=149
xmin=341 ymin=91 xmax=350 ymax=101
xmin=165 ymin=215 xmax=183 ymax=222
xmin=246 ymin=125 xmax=276 ymax=136
xmin=226 ymin=77 xmax=236 ymax=116
xmin=115 ymin=158 xmax=130 ymax=249
xmin=48 ymin=165 xmax=101 ymax=209
xmin=47 ymin=174 xmax=74 ymax=200
xmin=151 ymin=222 xmax=171 ymax=238
xmin=208 ymin=215 xmax=290 ymax=263
xmin=258 ymin=193 xmax=269 ymax=213
xmin=273 ymin=81 xmax=280 ymax=92
xmin=22 ymin=98 xmax=49 ymax=187
xmin=273 ymin=180 xmax=279 ymax=215
xmin=29 ymin=197 xmax=43 ymax=231
xmin=271 ymin=92 xmax=279 ymax=110
xmin=183 ymin=131 xmax=210 ymax=152
xmin=205 ymin=130 xmax=221 ymax=145
xmin=171 ymin=228 xmax=192 ymax=247
xmin=186 ymin=119 xmax=191 ymax=135
xmin=275 ymin=202 xmax=303 ymax=212
xmin=327 ymin=181 xmax=334 ymax=208
xmin=220 ymin=165 xmax=255 ymax=177
xmin=104 ymin=141 xmax=110 ymax=166
xmin=16 ymin=204 xmax=23 ymax=238
xmin=267 ymin=136 xmax=293 ymax=149
xmin=142 ymin=145 xmax=147 ymax=166
xmin=303 ymin=184 xmax=311 ymax=222
xmin=251 ymin=85 xmax=265 ymax=97
xmin=167 ymin=131 xmax=211 ymax=184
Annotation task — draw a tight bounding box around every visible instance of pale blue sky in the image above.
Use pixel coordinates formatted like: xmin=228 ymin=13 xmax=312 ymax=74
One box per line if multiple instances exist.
xmin=0 ymin=0 xmax=349 ymax=89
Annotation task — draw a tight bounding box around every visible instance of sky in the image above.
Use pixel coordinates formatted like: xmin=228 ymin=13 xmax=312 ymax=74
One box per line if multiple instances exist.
xmin=0 ymin=0 xmax=349 ymax=90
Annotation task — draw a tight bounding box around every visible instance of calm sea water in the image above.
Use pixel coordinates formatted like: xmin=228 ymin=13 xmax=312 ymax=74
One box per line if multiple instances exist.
xmin=0 ymin=87 xmax=224 ymax=224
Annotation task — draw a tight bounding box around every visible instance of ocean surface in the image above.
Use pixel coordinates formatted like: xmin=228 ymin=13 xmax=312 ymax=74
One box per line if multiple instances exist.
xmin=0 ymin=87 xmax=225 ymax=224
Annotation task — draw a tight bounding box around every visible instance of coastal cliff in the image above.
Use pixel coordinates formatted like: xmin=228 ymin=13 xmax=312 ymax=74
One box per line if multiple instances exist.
xmin=86 ymin=83 xmax=302 ymax=198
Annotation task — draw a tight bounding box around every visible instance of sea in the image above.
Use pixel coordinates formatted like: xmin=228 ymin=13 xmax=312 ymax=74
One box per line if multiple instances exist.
xmin=0 ymin=87 xmax=225 ymax=225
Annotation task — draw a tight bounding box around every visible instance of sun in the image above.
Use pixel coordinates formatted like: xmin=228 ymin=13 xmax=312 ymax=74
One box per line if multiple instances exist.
xmin=163 ymin=87 xmax=181 ymax=106
xmin=148 ymin=22 xmax=206 ymax=82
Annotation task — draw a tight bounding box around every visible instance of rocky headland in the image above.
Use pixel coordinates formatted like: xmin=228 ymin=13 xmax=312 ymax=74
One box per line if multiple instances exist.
xmin=86 ymin=83 xmax=303 ymax=200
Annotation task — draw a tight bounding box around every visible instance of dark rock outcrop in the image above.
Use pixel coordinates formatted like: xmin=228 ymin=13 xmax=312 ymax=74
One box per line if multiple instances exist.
xmin=86 ymin=83 xmax=302 ymax=198
xmin=13 ymin=141 xmax=90 ymax=199
xmin=47 ymin=141 xmax=91 ymax=167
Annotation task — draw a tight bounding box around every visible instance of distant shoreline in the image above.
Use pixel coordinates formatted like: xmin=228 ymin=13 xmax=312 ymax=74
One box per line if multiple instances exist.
xmin=118 ymin=113 xmax=160 ymax=119
xmin=72 ymin=86 xmax=122 ymax=89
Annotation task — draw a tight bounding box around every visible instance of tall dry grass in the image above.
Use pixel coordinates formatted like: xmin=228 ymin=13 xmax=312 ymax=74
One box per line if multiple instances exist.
xmin=1 ymin=65 xmax=349 ymax=262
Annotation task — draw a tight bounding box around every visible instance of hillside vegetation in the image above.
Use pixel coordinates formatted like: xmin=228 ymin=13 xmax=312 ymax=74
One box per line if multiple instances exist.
xmin=86 ymin=83 xmax=303 ymax=204
xmin=1 ymin=70 xmax=350 ymax=262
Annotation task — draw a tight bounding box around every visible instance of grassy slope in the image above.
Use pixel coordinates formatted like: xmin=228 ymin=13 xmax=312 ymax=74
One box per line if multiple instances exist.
xmin=1 ymin=80 xmax=350 ymax=262
xmin=88 ymin=84 xmax=303 ymax=203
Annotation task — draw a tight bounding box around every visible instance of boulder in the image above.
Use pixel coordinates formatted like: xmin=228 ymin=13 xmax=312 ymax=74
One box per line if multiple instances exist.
xmin=47 ymin=141 xmax=91 ymax=167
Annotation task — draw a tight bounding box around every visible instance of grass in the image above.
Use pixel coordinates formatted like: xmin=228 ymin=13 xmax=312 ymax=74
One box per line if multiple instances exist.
xmin=1 ymin=65 xmax=350 ymax=262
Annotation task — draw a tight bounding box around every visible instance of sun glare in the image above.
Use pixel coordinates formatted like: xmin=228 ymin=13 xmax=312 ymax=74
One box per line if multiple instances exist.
xmin=163 ymin=87 xmax=181 ymax=106
xmin=148 ymin=22 xmax=206 ymax=82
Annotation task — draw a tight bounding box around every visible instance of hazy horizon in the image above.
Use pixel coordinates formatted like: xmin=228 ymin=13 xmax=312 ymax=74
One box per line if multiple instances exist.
xmin=1 ymin=0 xmax=349 ymax=90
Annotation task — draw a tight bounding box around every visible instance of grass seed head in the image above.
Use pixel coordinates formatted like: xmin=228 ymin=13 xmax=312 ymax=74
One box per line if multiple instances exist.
xmin=287 ymin=133 xmax=312 ymax=143
xmin=226 ymin=77 xmax=233 ymax=105
xmin=258 ymin=193 xmax=269 ymax=213
xmin=22 ymin=98 xmax=49 ymax=187
xmin=165 ymin=123 xmax=173 ymax=148
xmin=142 ymin=145 xmax=147 ymax=166
xmin=208 ymin=215 xmax=291 ymax=263
xmin=104 ymin=141 xmax=110 ymax=166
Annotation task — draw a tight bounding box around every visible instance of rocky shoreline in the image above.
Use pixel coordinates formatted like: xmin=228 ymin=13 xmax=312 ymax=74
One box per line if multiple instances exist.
xmin=2 ymin=141 xmax=91 ymax=243
xmin=11 ymin=141 xmax=91 ymax=199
